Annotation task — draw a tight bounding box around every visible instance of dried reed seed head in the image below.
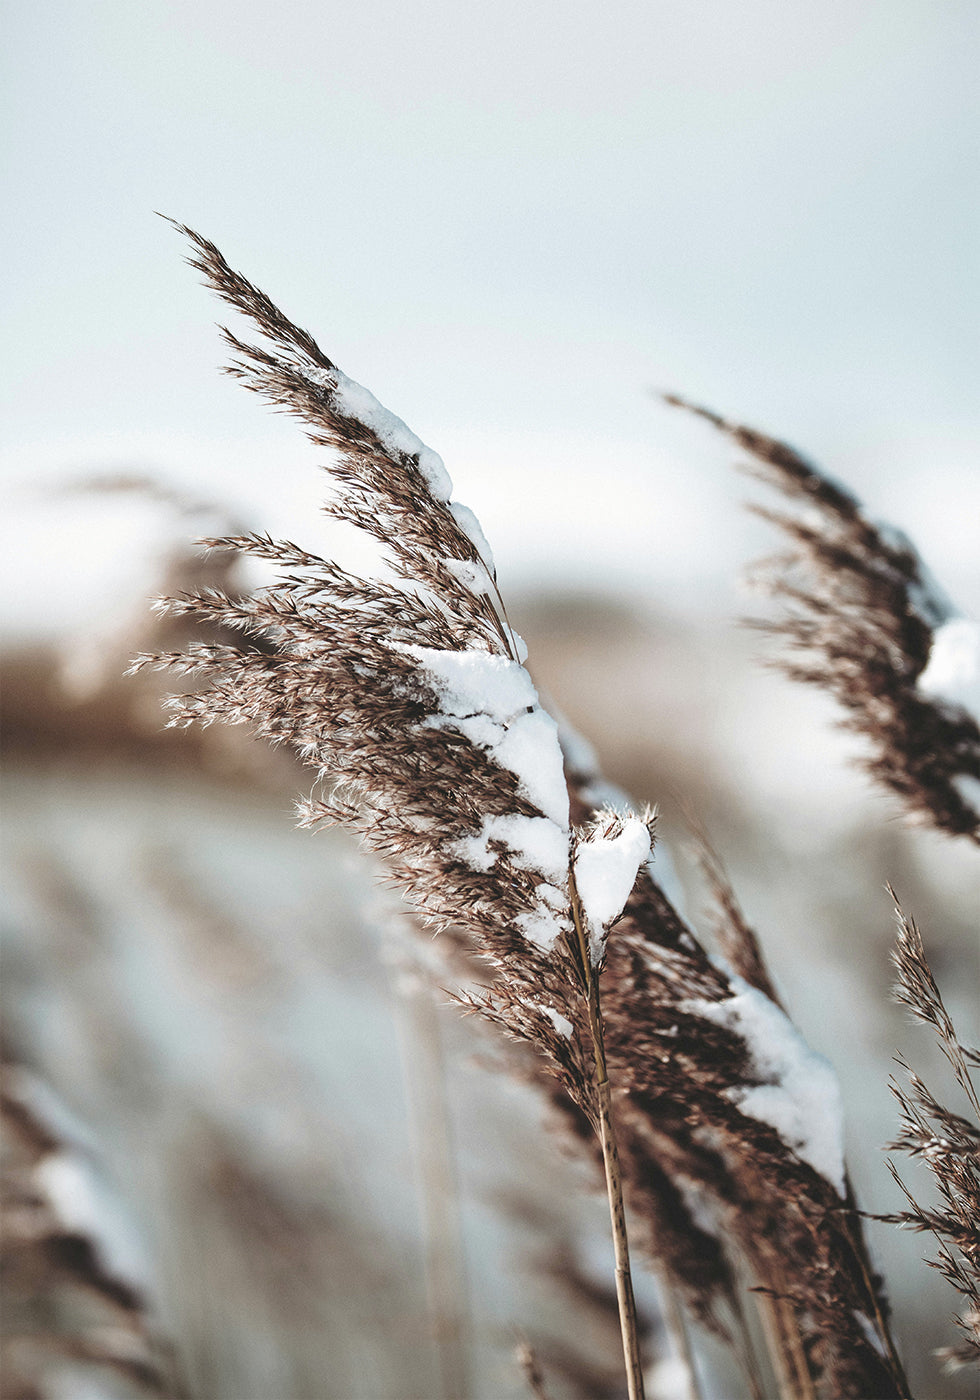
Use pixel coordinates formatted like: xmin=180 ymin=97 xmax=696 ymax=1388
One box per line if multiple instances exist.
xmin=145 ymin=225 xmax=687 ymax=1062
xmin=884 ymin=897 xmax=980 ymax=1369
xmin=559 ymin=804 xmax=908 ymax=1393
xmin=146 ymin=229 xmax=912 ymax=1398
xmin=1 ymin=1061 xmax=177 ymax=1396
xmin=664 ymin=394 xmax=980 ymax=843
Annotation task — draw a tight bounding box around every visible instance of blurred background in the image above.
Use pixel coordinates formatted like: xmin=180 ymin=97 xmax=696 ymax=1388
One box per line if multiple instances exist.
xmin=2 ymin=2 xmax=978 ymax=1396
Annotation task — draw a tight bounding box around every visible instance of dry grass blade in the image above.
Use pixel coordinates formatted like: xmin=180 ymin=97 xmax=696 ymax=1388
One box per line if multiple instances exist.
xmin=682 ymin=809 xmax=781 ymax=1007
xmin=568 ymin=861 xmax=646 ymax=1399
xmin=889 ymin=887 xmax=980 ymax=1122
xmin=664 ymin=394 xmax=980 ymax=844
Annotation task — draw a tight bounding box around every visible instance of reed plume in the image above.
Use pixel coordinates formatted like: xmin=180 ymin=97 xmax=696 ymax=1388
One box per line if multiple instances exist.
xmin=134 ymin=224 xmax=914 ymax=1398
xmin=1 ymin=1057 xmax=179 ymax=1398
xmin=883 ymin=893 xmax=980 ymax=1374
xmin=134 ymin=219 xmax=654 ymax=1397
xmin=557 ymin=720 xmax=912 ymax=1399
xmin=664 ymin=396 xmax=980 ymax=844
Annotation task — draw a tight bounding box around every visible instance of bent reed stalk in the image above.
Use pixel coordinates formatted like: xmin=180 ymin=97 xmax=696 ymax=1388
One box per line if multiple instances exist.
xmin=568 ymin=867 xmax=645 ymax=1400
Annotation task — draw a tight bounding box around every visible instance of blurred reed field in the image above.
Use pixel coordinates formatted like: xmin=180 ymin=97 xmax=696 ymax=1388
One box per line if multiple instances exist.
xmin=1 ymin=229 xmax=978 ymax=1400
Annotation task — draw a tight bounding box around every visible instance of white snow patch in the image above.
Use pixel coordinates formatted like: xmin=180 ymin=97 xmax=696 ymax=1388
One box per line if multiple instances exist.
xmin=918 ymin=617 xmax=980 ymax=725
xmin=327 ymin=367 xmax=453 ymax=501
xmin=453 ymin=812 xmax=569 ymax=887
xmin=36 ymin=1150 xmax=150 ymax=1290
xmin=514 ymin=906 xmax=567 ymax=951
xmin=539 ymin=1004 xmax=574 ymax=1039
xmin=410 ymin=644 xmax=536 ymax=717
xmin=448 ymin=500 xmax=495 ymax=574
xmin=442 ymin=556 xmax=494 ymax=595
xmin=449 ymin=811 xmax=570 ymax=950
xmin=535 ymin=881 xmax=570 ymax=915
xmin=408 ymin=646 xmax=570 ymax=829
xmin=313 ymin=369 xmax=508 ymax=622
xmin=495 ymin=708 xmax=570 ymax=828
xmin=405 ymin=643 xmax=573 ymax=950
xmin=682 ymin=975 xmax=846 ymax=1194
xmin=573 ymin=818 xmax=650 ymax=963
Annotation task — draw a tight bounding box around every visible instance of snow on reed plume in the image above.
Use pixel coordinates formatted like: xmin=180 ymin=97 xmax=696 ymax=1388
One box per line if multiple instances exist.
xmin=559 ymin=745 xmax=911 ymax=1399
xmin=882 ymin=895 xmax=980 ymax=1373
xmin=1 ymin=1058 xmax=179 ymax=1397
xmin=664 ymin=396 xmax=980 ymax=1387
xmin=131 ymin=224 xmax=656 ymax=1108
xmin=665 ymin=396 xmax=980 ymax=844
xmin=132 ymin=224 xmax=913 ymax=1398
xmin=135 ymin=220 xmax=656 ymax=1400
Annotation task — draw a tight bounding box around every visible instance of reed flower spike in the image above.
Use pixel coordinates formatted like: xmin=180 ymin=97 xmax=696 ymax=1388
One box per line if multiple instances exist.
xmin=132 ymin=225 xmax=916 ymax=1400
xmin=664 ymin=395 xmax=980 ymax=843
xmin=132 ymin=220 xmax=653 ymax=1397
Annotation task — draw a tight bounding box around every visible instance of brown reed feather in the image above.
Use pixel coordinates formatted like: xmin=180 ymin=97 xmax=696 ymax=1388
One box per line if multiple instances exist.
xmin=139 ymin=218 xmax=651 ymax=1398
xmin=882 ymin=893 xmax=980 ymax=1372
xmin=0 ymin=1058 xmax=181 ymax=1398
xmin=137 ymin=226 xmax=914 ymax=1399
xmin=664 ymin=395 xmax=980 ymax=844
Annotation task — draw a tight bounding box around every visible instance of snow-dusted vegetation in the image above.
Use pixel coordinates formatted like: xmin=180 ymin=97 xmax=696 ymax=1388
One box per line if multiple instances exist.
xmin=2 ymin=229 xmax=978 ymax=1400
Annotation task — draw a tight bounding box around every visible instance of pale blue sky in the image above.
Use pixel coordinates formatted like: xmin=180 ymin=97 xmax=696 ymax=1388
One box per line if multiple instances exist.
xmin=4 ymin=0 xmax=978 ymax=607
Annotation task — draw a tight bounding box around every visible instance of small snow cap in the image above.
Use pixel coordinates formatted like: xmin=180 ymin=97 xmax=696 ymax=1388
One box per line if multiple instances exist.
xmin=572 ymin=809 xmax=653 ymax=965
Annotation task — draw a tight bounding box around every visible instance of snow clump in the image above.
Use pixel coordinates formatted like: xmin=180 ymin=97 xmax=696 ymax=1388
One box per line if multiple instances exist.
xmin=327 ymin=367 xmax=453 ymax=501
xmin=682 ymin=974 xmax=846 ymax=1194
xmin=918 ymin=617 xmax=980 ymax=725
xmin=573 ymin=816 xmax=651 ymax=964
xmin=407 ymin=644 xmax=572 ymax=952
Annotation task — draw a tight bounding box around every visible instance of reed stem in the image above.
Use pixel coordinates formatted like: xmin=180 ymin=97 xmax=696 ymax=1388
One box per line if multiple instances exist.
xmin=569 ymin=874 xmax=646 ymax=1400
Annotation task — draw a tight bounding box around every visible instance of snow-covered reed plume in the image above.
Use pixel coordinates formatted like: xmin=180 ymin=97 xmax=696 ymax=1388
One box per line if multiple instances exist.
xmin=883 ymin=895 xmax=980 ymax=1373
xmin=559 ymin=792 xmax=910 ymax=1398
xmin=1 ymin=1059 xmax=179 ymax=1397
xmin=134 ymin=225 xmax=913 ymax=1398
xmin=133 ymin=220 xmax=654 ymax=1398
xmin=553 ymin=720 xmax=913 ymax=1399
xmin=665 ymin=396 xmax=980 ymax=843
